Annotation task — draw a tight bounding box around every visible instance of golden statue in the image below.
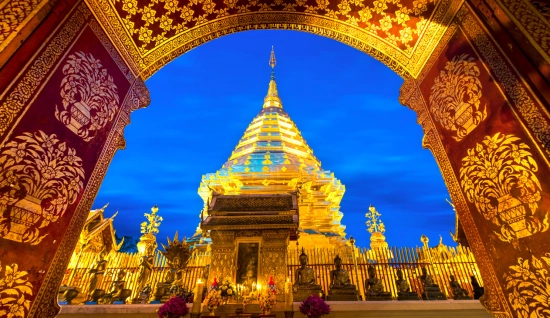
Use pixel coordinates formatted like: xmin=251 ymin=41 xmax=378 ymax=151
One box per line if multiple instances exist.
xmin=294 ymin=249 xmax=318 ymax=286
xmin=135 ymin=244 xmax=155 ymax=299
xmin=103 ymin=270 xmax=132 ymax=304
xmin=293 ymin=249 xmax=322 ymax=301
xmin=364 ymin=265 xmax=391 ymax=300
xmin=86 ymin=249 xmax=107 ymax=301
xmin=420 ymin=267 xmax=446 ymax=300
xmin=395 ymin=269 xmax=418 ymax=300
xmin=327 ymin=255 xmax=359 ymax=301
xmin=449 ymin=275 xmax=471 ymax=300
xmin=329 ymin=255 xmax=354 ymax=289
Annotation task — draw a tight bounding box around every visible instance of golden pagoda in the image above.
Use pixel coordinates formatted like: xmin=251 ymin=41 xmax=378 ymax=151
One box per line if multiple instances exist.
xmin=197 ymin=48 xmax=347 ymax=249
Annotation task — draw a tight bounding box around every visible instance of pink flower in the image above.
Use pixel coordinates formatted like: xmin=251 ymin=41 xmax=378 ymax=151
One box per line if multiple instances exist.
xmin=299 ymin=294 xmax=331 ymax=317
xmin=157 ymin=296 xmax=188 ymax=317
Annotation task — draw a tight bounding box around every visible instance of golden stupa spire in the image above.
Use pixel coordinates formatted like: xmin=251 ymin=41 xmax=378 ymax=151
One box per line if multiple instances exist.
xmin=263 ymin=46 xmax=282 ymax=108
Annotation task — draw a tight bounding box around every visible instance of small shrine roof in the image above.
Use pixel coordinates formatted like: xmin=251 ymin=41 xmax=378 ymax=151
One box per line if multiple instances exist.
xmin=210 ymin=193 xmax=297 ymax=212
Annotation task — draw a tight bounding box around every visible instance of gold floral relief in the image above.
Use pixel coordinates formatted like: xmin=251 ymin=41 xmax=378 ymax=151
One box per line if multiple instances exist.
xmin=0 ymin=263 xmax=33 ymax=318
xmin=505 ymin=254 xmax=550 ymax=318
xmin=429 ymin=53 xmax=487 ymax=141
xmin=459 ymin=132 xmax=548 ymax=243
xmin=0 ymin=131 xmax=85 ymax=244
xmin=55 ymin=52 xmax=120 ymax=142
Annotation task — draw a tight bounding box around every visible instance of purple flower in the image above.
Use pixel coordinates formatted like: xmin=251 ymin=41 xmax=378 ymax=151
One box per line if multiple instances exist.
xmin=157 ymin=296 xmax=189 ymax=317
xmin=299 ymin=294 xmax=331 ymax=317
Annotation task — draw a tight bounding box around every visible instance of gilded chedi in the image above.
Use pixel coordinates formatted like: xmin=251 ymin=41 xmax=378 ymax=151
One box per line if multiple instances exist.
xmin=197 ymin=48 xmax=347 ymax=248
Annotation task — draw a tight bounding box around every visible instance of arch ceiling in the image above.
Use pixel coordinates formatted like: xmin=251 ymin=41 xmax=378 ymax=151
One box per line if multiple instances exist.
xmin=86 ymin=0 xmax=462 ymax=78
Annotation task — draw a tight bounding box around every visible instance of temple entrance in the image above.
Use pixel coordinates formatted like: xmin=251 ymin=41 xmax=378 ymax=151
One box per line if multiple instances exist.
xmin=0 ymin=0 xmax=548 ymax=316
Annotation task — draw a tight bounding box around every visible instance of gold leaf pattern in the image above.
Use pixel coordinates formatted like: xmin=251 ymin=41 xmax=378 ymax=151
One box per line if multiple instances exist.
xmin=0 ymin=263 xmax=33 ymax=318
xmin=429 ymin=53 xmax=487 ymax=141
xmin=0 ymin=131 xmax=85 ymax=244
xmin=54 ymin=52 xmax=120 ymax=142
xmin=459 ymin=132 xmax=547 ymax=243
xmin=505 ymin=254 xmax=550 ymax=317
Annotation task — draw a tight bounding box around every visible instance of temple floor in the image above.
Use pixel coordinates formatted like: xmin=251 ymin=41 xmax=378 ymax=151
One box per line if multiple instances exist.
xmin=57 ymin=301 xmax=491 ymax=318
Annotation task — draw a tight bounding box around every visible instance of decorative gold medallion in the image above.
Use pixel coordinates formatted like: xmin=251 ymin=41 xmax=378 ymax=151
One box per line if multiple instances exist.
xmin=459 ymin=132 xmax=547 ymax=243
xmin=0 ymin=131 xmax=85 ymax=244
xmin=429 ymin=53 xmax=487 ymax=141
xmin=55 ymin=52 xmax=120 ymax=141
xmin=505 ymin=254 xmax=550 ymax=317
xmin=0 ymin=263 xmax=33 ymax=318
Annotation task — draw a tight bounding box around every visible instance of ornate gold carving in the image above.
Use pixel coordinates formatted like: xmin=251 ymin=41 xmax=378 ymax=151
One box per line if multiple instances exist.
xmin=459 ymin=132 xmax=547 ymax=242
xmin=0 ymin=262 xmax=33 ymax=318
xmin=497 ymin=0 xmax=550 ymax=65
xmin=89 ymin=20 xmax=135 ymax=81
xmin=0 ymin=131 xmax=85 ymax=244
xmin=55 ymin=52 xmax=120 ymax=141
xmin=0 ymin=0 xmax=43 ymax=43
xmin=30 ymin=79 xmax=149 ymax=318
xmin=429 ymin=53 xmax=487 ymax=141
xmin=461 ymin=11 xmax=550 ymax=158
xmin=85 ymin=0 xmax=461 ymax=79
xmin=0 ymin=4 xmax=91 ymax=141
xmin=504 ymin=253 xmax=550 ymax=317
xmin=399 ymin=78 xmax=512 ymax=316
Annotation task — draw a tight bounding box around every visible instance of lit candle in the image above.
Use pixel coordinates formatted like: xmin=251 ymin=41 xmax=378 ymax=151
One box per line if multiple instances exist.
xmin=191 ymin=278 xmax=205 ymax=314
xmin=284 ymin=277 xmax=293 ymax=311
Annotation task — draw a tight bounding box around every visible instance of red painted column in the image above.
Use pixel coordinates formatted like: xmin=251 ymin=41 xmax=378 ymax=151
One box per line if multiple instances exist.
xmin=401 ymin=3 xmax=550 ymax=317
xmin=0 ymin=0 xmax=149 ymax=316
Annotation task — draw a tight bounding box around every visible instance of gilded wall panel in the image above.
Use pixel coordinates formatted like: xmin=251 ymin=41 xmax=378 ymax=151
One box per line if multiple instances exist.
xmin=400 ymin=3 xmax=550 ymax=317
xmin=0 ymin=1 xmax=150 ymax=316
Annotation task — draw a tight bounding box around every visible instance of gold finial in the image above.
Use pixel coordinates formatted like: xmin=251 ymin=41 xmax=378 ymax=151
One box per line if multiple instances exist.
xmin=263 ymin=46 xmax=282 ymax=108
xmin=269 ymin=46 xmax=276 ymax=69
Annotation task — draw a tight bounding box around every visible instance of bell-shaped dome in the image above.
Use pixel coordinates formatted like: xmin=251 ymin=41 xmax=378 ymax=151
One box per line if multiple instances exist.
xmin=197 ymin=49 xmax=347 ymax=248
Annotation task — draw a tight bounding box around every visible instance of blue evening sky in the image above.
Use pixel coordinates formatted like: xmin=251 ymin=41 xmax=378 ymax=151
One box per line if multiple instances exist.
xmin=93 ymin=30 xmax=455 ymax=248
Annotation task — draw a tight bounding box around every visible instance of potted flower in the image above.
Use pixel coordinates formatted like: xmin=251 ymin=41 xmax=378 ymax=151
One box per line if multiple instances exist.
xmin=202 ymin=289 xmax=222 ymax=316
xmin=299 ymin=294 xmax=331 ymax=318
xmin=157 ymin=296 xmax=189 ymax=318
xmin=219 ymin=278 xmax=235 ymax=304
xmin=258 ymin=289 xmax=277 ymax=314
xmin=259 ymin=276 xmax=277 ymax=314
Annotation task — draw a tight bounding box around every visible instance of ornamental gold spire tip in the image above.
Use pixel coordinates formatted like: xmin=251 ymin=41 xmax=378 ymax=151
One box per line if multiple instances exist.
xmin=263 ymin=46 xmax=282 ymax=108
xmin=269 ymin=46 xmax=276 ymax=69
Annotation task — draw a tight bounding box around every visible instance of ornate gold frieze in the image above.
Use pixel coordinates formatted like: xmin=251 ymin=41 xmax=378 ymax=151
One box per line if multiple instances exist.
xmin=461 ymin=9 xmax=550 ymax=160
xmin=85 ymin=0 xmax=461 ymax=79
xmin=496 ymin=0 xmax=550 ymax=66
xmin=429 ymin=53 xmax=487 ymax=141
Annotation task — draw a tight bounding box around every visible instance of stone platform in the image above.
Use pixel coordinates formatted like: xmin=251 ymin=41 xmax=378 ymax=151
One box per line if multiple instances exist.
xmin=57 ymin=300 xmax=491 ymax=318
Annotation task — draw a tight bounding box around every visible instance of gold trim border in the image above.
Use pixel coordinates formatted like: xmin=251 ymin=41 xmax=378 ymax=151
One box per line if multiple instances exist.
xmin=85 ymin=0 xmax=461 ymax=79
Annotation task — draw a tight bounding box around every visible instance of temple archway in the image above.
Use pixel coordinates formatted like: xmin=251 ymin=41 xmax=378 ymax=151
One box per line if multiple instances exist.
xmin=0 ymin=0 xmax=549 ymax=317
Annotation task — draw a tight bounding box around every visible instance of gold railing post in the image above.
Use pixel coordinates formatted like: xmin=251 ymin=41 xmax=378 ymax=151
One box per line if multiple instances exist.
xmin=349 ymin=236 xmax=362 ymax=301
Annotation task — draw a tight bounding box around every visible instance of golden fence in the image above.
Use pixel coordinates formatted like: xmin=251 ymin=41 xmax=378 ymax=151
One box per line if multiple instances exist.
xmin=61 ymin=245 xmax=481 ymax=301
xmin=286 ymin=245 xmax=483 ymax=300
xmin=61 ymin=250 xmax=211 ymax=296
